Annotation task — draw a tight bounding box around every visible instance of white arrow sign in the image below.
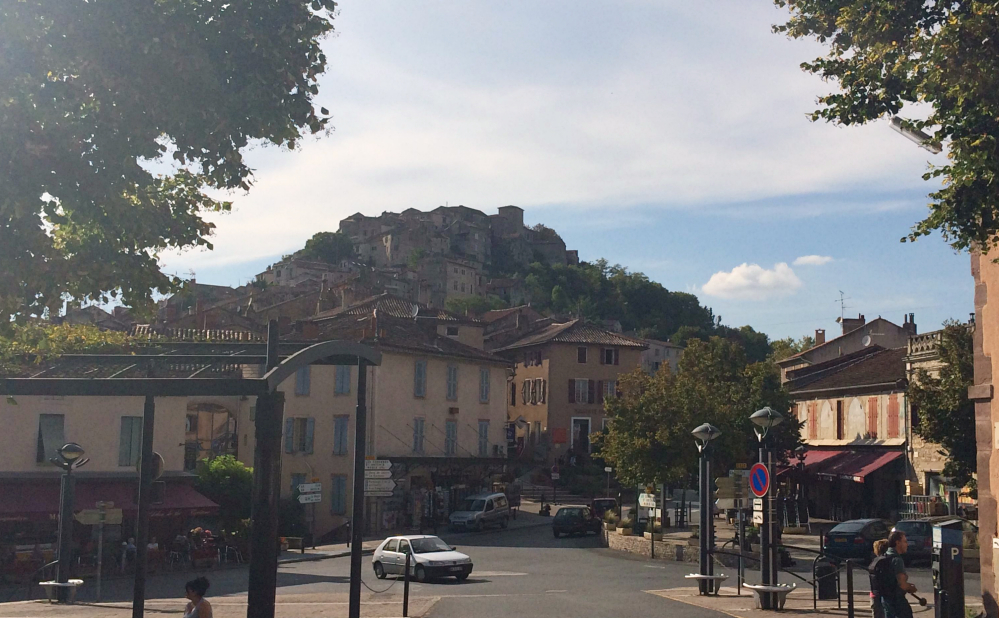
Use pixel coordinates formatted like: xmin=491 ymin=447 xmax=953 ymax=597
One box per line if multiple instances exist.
xmin=364 ymin=469 xmax=392 ymax=479
xmin=365 ymin=460 xmax=391 ymax=470
xmin=638 ymin=493 xmax=657 ymax=508
xmin=367 ymin=491 xmax=394 ymax=497
xmin=364 ymin=479 xmax=397 ymax=492
xmin=298 ymin=482 xmax=322 ymax=494
xmin=298 ymin=493 xmax=322 ymax=504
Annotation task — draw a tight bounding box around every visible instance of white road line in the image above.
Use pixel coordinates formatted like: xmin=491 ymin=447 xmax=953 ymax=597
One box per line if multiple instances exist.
xmin=545 ymin=589 xmax=568 ymax=593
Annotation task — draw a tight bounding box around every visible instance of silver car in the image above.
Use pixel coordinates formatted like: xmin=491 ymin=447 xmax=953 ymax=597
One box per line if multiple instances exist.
xmin=372 ymin=535 xmax=472 ymax=582
xmin=448 ymin=492 xmax=510 ymax=531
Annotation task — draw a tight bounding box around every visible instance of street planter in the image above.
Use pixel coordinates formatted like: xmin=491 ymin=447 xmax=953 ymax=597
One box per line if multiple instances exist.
xmin=617 ymin=527 xmax=633 ymax=537
xmin=604 ymin=523 xmax=617 ymax=531
xmin=191 ymin=548 xmax=216 ymax=569
xmin=643 ymin=532 xmax=663 ymax=541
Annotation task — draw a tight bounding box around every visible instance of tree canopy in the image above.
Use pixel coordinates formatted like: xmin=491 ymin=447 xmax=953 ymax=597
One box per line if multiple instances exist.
xmin=296 ymin=232 xmax=354 ymax=265
xmin=0 ymin=1 xmax=338 ymax=322
xmin=194 ymin=455 xmax=254 ymax=532
xmin=775 ymin=1 xmax=999 ymax=254
xmin=908 ymin=321 xmax=976 ymax=493
xmin=596 ymin=337 xmax=801 ymax=487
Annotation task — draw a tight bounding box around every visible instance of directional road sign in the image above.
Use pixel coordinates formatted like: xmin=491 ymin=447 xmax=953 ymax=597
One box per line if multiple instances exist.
xmin=752 ymin=511 xmax=764 ymax=525
xmin=639 ymin=493 xmax=657 ymax=508
xmin=298 ymin=493 xmax=322 ymax=504
xmin=298 ymin=482 xmax=322 ymax=494
xmin=367 ymin=491 xmax=394 ymax=497
xmin=749 ymin=463 xmax=770 ymax=498
xmin=364 ymin=469 xmax=392 ymax=479
xmin=364 ymin=479 xmax=397 ymax=492
xmin=752 ymin=498 xmax=763 ymax=510
xmin=75 ymin=509 xmax=123 ymax=525
xmin=551 ymin=473 xmax=560 ymax=480
xmin=365 ymin=460 xmax=392 ymax=470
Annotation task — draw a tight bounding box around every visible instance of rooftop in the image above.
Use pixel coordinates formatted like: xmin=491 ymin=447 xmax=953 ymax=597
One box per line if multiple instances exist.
xmin=787 ymin=347 xmax=907 ymax=394
xmin=308 ymin=293 xmax=482 ymax=325
xmin=494 ymin=319 xmax=647 ymax=351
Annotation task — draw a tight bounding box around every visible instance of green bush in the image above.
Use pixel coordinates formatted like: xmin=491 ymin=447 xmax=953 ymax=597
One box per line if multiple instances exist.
xmin=603 ymin=511 xmax=619 ymax=524
xmin=618 ymin=517 xmax=633 ymax=529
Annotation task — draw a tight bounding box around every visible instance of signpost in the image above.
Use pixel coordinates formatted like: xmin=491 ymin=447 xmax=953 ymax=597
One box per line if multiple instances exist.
xmin=749 ymin=463 xmax=770 ymax=498
xmin=364 ymin=469 xmax=392 ymax=479
xmin=298 ymin=482 xmax=322 ymax=494
xmin=364 ymin=460 xmax=391 ymax=471
xmin=605 ymin=467 xmax=613 ymax=497
xmin=298 ymin=493 xmax=322 ymax=505
xmin=638 ymin=493 xmax=657 ymax=508
xmin=95 ymin=501 xmax=112 ymax=601
xmin=364 ymin=479 xmax=397 ymax=493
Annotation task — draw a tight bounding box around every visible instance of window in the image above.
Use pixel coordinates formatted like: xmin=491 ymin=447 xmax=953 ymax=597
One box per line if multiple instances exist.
xmin=445 ymin=420 xmax=458 ymax=456
xmin=185 ymin=414 xmax=198 ymax=433
xmin=461 ymin=268 xmax=466 ymax=275
xmin=479 ymin=367 xmax=490 ymax=402
xmin=295 ymin=366 xmax=311 ymax=396
xmin=808 ymin=401 xmax=818 ymax=440
xmin=118 ymin=416 xmax=143 ymax=467
xmin=522 ymin=381 xmax=529 ymax=405
xmin=577 ymin=347 xmax=587 ymax=363
xmin=291 ymin=473 xmax=306 ymax=495
xmin=836 ymin=400 xmax=845 ymax=440
xmin=331 ymin=474 xmax=348 ymax=515
xmin=333 ymin=416 xmax=349 ymax=455
xmin=533 ymin=421 xmax=542 ymax=445
xmin=530 ymin=379 xmax=538 ymax=404
xmin=334 ymin=365 xmax=351 ymax=395
xmin=414 ymin=359 xmax=427 ymax=397
xmin=446 ymin=364 xmax=458 ymax=401
xmin=571 ymin=379 xmax=593 ymax=404
xmin=413 ymin=418 xmax=425 ymax=453
xmin=36 ymin=414 xmax=65 ymax=464
xmin=887 ymin=394 xmax=900 ymax=438
xmin=453 ymin=281 xmax=458 ymax=291
xmin=601 ymin=348 xmax=619 ymax=365
xmin=510 ymin=382 xmax=517 ymax=406
xmin=867 ymin=397 xmax=879 ymax=438
xmin=478 ymin=421 xmax=489 ymax=457
xmin=603 ymin=380 xmax=617 ymax=400
xmin=535 ymin=378 xmax=546 ymax=403
xmin=655 ymin=348 xmax=660 ymax=357
xmin=446 ymin=326 xmax=459 ymax=337
xmin=284 ymin=417 xmax=315 ymax=454
xmin=461 ymin=283 xmax=466 ymax=293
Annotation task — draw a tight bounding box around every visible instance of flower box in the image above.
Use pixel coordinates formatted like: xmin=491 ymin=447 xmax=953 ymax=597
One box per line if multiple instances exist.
xmin=604 ymin=523 xmax=617 ymax=531
xmin=617 ymin=527 xmax=632 ymax=537
xmin=643 ymin=532 xmax=663 ymax=541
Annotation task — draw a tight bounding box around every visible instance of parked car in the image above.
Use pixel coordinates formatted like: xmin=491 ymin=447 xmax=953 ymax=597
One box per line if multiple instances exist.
xmin=892 ymin=519 xmax=934 ymax=564
xmin=552 ymin=505 xmax=602 ymax=538
xmin=449 ymin=492 xmax=510 ymax=531
xmin=590 ymin=498 xmax=618 ymax=520
xmin=824 ymin=518 xmax=891 ymax=561
xmin=372 ymin=535 xmax=473 ymax=582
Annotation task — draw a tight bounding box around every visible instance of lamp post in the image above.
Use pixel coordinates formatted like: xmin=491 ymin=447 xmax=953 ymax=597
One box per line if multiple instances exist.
xmin=749 ymin=407 xmax=783 ymax=609
xmin=889 ymin=116 xmax=942 ymax=154
xmin=794 ymin=445 xmax=808 ymax=527
xmin=50 ymin=443 xmax=89 ymax=602
xmin=692 ymin=423 xmax=722 ymax=595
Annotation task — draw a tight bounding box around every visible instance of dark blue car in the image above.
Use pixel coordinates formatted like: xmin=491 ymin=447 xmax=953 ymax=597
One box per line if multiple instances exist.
xmin=824 ymin=519 xmax=891 ymax=561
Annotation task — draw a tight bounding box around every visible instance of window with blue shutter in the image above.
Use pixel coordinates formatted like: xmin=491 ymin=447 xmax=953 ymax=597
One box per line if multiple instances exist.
xmin=331 ymin=474 xmax=348 ymax=515
xmin=333 ymin=416 xmax=349 ymax=455
xmin=445 ymin=420 xmax=457 ymax=456
xmin=414 ymin=360 xmax=427 ymax=398
xmin=479 ymin=367 xmax=490 ymax=403
xmin=413 ymin=418 xmax=425 ymax=453
xmin=284 ymin=418 xmax=295 ymax=453
xmin=478 ymin=421 xmax=489 ymax=457
xmin=118 ymin=416 xmax=143 ymax=467
xmin=334 ymin=365 xmax=351 ymax=395
xmin=446 ymin=364 xmax=458 ymax=401
xmin=305 ymin=417 xmax=315 ymax=454
xmin=295 ymin=366 xmax=311 ymax=396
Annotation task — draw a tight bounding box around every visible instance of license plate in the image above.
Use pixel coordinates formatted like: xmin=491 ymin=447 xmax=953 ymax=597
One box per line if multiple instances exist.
xmin=449 ymin=566 xmax=463 ymax=572
xmin=834 ymin=538 xmax=847 ymax=543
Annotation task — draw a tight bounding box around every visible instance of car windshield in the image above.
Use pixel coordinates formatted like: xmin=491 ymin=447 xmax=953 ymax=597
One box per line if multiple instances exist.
xmin=461 ymin=499 xmax=485 ymax=511
xmin=410 ymin=537 xmax=452 ymax=554
xmin=895 ymin=521 xmax=931 ymax=535
xmin=830 ymin=522 xmax=866 ymax=533
xmin=556 ymin=508 xmax=586 ymax=519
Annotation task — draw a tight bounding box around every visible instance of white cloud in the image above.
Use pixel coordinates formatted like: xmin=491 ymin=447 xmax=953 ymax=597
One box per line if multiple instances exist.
xmin=793 ymin=255 xmax=834 ymax=266
xmin=702 ymin=262 xmax=802 ymax=301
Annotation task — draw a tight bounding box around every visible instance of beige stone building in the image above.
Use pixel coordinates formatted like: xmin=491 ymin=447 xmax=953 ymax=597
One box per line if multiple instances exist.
xmin=638 ymin=338 xmax=683 ymax=375
xmin=495 ymin=320 xmax=646 ymax=462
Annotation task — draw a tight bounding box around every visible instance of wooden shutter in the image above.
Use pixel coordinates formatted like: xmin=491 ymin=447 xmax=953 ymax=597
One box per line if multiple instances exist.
xmin=808 ymin=402 xmax=818 ymax=440
xmin=305 ymin=417 xmax=315 ymax=454
xmin=597 ymin=380 xmax=604 ymax=404
xmin=888 ymin=394 xmax=900 ymax=438
xmin=588 ymin=379 xmax=595 ymax=404
xmin=867 ymin=397 xmax=879 ymax=438
xmin=568 ymin=379 xmax=576 ymax=403
xmin=284 ymin=418 xmax=295 ymax=453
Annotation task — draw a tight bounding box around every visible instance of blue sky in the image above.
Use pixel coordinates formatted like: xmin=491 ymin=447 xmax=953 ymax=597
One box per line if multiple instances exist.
xmin=159 ymin=0 xmax=972 ymax=340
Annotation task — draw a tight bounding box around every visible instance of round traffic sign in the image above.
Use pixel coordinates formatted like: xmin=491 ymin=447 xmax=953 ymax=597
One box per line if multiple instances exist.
xmin=749 ymin=463 xmax=770 ymax=498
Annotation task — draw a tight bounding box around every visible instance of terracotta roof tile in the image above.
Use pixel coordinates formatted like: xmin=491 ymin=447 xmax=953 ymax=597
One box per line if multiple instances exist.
xmin=787 ymin=347 xmax=906 ymax=394
xmin=495 ymin=320 xmax=647 ymax=351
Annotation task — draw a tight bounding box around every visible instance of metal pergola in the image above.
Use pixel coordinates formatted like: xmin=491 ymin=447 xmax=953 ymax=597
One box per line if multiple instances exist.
xmin=0 ymin=321 xmax=381 ymax=618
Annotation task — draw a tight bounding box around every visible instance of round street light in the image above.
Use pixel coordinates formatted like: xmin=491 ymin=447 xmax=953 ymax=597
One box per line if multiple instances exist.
xmin=58 ymin=442 xmax=85 ymax=462
xmin=691 ymin=423 xmax=722 ymax=450
xmin=749 ymin=407 xmax=783 ymax=441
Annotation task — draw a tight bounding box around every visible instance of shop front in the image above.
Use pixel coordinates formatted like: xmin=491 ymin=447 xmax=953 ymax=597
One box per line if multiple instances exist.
xmin=792 ymin=448 xmax=906 ymax=521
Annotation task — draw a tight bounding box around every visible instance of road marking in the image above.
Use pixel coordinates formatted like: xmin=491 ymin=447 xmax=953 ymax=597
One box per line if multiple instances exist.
xmin=473 ymin=571 xmax=528 ymax=576
xmin=545 ymin=589 xmax=568 ymax=593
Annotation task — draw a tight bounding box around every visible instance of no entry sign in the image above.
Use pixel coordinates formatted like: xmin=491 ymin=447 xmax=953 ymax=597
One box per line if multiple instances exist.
xmin=749 ymin=462 xmax=770 ymax=498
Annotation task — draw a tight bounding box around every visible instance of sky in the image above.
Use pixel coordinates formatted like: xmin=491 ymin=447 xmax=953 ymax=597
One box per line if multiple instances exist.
xmin=159 ymin=0 xmax=973 ymax=341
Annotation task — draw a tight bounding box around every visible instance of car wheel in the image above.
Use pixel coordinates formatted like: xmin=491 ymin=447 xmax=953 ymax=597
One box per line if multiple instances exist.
xmin=415 ymin=565 xmax=427 ymax=583
xmin=455 ymin=573 xmax=469 ymax=582
xmin=476 ymin=520 xmax=485 ymax=532
xmin=373 ymin=562 xmax=386 ymax=580
xmin=502 ymin=517 xmax=509 ymax=529
xmin=553 ymin=530 xmax=560 ymax=538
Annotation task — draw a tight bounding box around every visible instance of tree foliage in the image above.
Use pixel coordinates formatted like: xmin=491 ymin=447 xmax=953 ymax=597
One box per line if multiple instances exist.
xmin=194 ymin=455 xmax=254 ymax=532
xmin=296 ymin=232 xmax=354 ymax=265
xmin=0 ymin=323 xmax=130 ymax=375
xmin=0 ymin=1 xmax=338 ymax=320
xmin=596 ymin=337 xmax=801 ymax=487
xmin=908 ymin=321 xmax=976 ymax=492
xmin=770 ymin=335 xmax=817 ymax=362
xmin=774 ymin=1 xmax=999 ymax=253
xmin=444 ymin=295 xmax=508 ymax=317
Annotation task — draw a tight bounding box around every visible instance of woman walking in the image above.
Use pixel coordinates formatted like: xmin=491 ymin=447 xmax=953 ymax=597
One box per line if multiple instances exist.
xmin=184 ymin=577 xmax=213 ymax=618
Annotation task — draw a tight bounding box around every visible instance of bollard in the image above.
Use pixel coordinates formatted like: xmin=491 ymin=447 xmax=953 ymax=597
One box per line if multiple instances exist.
xmin=846 ymin=560 xmax=855 ymax=618
xmin=403 ymin=552 xmax=411 ymax=617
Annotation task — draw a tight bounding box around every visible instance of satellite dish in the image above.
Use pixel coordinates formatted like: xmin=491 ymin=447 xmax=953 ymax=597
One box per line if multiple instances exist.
xmin=862 ymin=335 xmax=872 ymax=347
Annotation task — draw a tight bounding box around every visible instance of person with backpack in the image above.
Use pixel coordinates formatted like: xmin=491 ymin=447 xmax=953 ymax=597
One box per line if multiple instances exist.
xmin=870 ymin=531 xmax=917 ymax=618
xmin=870 ymin=539 xmax=889 ymax=618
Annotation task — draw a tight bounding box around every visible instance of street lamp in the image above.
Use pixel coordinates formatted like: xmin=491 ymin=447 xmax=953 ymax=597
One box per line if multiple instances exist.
xmin=691 ymin=423 xmax=721 ymax=595
xmin=50 ymin=443 xmax=89 ymax=602
xmin=750 ymin=407 xmax=783 ymax=609
xmin=889 ymin=116 xmax=943 ymax=154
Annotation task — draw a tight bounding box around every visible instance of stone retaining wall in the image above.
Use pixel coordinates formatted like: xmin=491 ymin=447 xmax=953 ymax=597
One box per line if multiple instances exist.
xmin=602 ymin=530 xmax=740 ymax=567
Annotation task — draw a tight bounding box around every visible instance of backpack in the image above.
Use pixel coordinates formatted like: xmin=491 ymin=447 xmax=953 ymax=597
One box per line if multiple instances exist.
xmin=869 ymin=555 xmax=897 ymax=597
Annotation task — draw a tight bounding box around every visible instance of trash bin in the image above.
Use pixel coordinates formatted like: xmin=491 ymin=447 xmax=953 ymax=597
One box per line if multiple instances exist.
xmin=814 ymin=558 xmax=839 ymax=600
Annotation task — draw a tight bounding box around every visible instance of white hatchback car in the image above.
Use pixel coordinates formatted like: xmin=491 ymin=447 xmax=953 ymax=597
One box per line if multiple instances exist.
xmin=372 ymin=535 xmax=473 ymax=582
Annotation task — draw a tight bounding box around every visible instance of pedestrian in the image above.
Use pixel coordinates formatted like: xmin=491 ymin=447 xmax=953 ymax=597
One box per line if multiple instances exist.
xmin=184 ymin=576 xmax=213 ymax=618
xmin=869 ymin=539 xmax=889 ymax=618
xmin=874 ymin=531 xmax=917 ymax=618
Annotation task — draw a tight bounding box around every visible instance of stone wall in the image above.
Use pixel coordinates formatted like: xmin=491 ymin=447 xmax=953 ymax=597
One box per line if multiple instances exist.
xmin=601 ymin=530 xmax=741 ymax=568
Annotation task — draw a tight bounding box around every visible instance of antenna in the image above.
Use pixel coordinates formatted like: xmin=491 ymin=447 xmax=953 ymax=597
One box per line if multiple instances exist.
xmin=835 ymin=290 xmax=851 ymax=321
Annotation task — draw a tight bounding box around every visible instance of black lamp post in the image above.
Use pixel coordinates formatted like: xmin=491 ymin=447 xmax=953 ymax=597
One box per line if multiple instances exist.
xmin=50 ymin=443 xmax=89 ymax=602
xmin=794 ymin=445 xmax=808 ymax=526
xmin=692 ymin=422 xmax=721 ymax=595
xmin=749 ymin=407 xmax=783 ymax=609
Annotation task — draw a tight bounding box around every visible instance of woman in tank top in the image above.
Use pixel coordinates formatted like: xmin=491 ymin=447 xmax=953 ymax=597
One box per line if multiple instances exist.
xmin=183 ymin=577 xmax=213 ymax=618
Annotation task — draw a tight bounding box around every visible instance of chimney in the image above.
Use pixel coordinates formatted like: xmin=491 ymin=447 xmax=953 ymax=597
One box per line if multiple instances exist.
xmin=841 ymin=313 xmax=866 ymax=335
xmin=815 ymin=329 xmax=826 ymax=345
xmin=903 ymin=312 xmax=917 ymax=335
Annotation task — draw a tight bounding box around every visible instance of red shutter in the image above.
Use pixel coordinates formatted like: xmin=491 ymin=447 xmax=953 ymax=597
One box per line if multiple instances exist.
xmin=887 ymin=394 xmax=900 ymax=438
xmin=568 ymin=379 xmax=575 ymax=403
xmin=613 ymin=349 xmax=619 ymax=366
xmin=808 ymin=402 xmax=818 ymax=440
xmin=588 ymin=380 xmax=595 ymax=404
xmin=597 ymin=380 xmax=604 ymax=404
xmin=867 ymin=397 xmax=878 ymax=438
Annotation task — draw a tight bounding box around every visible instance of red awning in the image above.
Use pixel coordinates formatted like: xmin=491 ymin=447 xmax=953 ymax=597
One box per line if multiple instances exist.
xmin=776 ymin=449 xmax=842 ymax=476
xmin=0 ymin=479 xmax=218 ymax=522
xmin=803 ymin=449 xmax=904 ymax=483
